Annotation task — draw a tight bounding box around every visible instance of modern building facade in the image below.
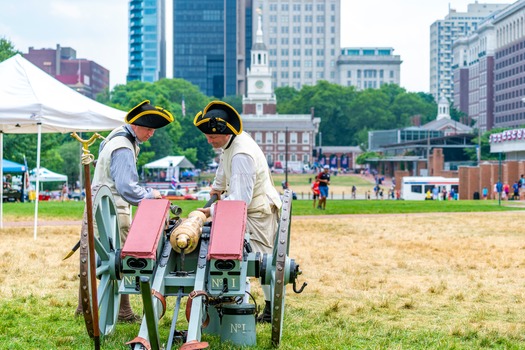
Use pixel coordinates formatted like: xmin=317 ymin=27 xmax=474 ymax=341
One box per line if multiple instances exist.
xmin=492 ymin=0 xmax=525 ymax=130
xmin=453 ymin=0 xmax=525 ymax=132
xmin=336 ymin=47 xmax=401 ymax=90
xmin=253 ymin=0 xmax=340 ymax=90
xmin=430 ymin=2 xmax=508 ymax=102
xmin=172 ymin=0 xmax=251 ymax=98
xmin=452 ymin=16 xmax=497 ymax=132
xmin=127 ymin=0 xmax=166 ymax=83
xmin=24 ymin=45 xmax=109 ymax=100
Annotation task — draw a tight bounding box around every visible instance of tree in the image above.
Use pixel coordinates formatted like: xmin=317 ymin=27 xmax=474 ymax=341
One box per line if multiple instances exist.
xmin=0 ymin=37 xmax=20 ymax=63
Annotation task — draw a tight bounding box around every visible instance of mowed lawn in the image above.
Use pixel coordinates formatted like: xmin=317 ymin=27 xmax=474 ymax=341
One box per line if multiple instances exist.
xmin=1 ymin=197 xmax=525 ymax=349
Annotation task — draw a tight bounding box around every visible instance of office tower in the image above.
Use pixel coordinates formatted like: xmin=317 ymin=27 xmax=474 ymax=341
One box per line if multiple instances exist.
xmin=336 ymin=47 xmax=402 ymax=90
xmin=127 ymin=0 xmax=166 ymax=83
xmin=253 ymin=0 xmax=340 ymax=90
xmin=452 ymin=16 xmax=497 ymax=132
xmin=172 ymin=0 xmax=251 ymax=98
xmin=492 ymin=1 xmax=525 ymax=131
xmin=430 ymin=2 xmax=508 ymax=102
xmin=24 ymin=44 xmax=109 ymax=100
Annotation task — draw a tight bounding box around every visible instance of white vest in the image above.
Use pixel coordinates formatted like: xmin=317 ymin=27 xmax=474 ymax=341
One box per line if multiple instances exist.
xmin=221 ymin=132 xmax=282 ymax=215
xmin=91 ymin=126 xmax=139 ymax=215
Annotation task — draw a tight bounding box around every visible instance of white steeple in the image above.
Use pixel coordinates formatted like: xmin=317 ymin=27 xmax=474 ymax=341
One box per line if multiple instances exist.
xmin=436 ymin=93 xmax=450 ymax=120
xmin=243 ymin=7 xmax=276 ymax=116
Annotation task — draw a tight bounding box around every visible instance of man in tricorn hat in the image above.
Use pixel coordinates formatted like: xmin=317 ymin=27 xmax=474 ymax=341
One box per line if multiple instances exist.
xmin=76 ymin=100 xmax=173 ymax=322
xmin=194 ymin=101 xmax=282 ymax=323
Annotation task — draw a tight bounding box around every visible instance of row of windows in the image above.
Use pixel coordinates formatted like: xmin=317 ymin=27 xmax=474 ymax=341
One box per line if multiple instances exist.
xmin=268 ymin=49 xmax=336 ymax=57
xmin=495 ymin=54 xmax=525 ymax=70
xmin=495 ymin=99 xmax=525 ymax=112
xmin=269 ymin=15 xmax=333 ymax=23
xmin=279 ymin=71 xmax=325 ymax=79
xmin=494 ymin=112 xmax=525 ymax=124
xmin=248 ymin=131 xmax=311 ymax=144
xmin=495 ymin=76 xmax=525 ymax=95
xmin=346 ymin=69 xmax=395 ymax=79
xmin=268 ymin=26 xmax=334 ymax=34
xmin=267 ymin=3 xmax=333 ymax=11
xmin=265 ymin=153 xmax=310 ymax=164
xmin=269 ymin=59 xmax=335 ymax=68
xmin=495 ymin=41 xmax=525 ymax=59
xmin=495 ymin=64 xmax=525 ymax=80
xmin=269 ymin=37 xmax=330 ymax=45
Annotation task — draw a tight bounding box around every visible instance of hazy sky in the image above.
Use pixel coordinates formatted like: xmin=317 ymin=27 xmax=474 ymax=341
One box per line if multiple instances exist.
xmin=0 ymin=0 xmax=514 ymax=93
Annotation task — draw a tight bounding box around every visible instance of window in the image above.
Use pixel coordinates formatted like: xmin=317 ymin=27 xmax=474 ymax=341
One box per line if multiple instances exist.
xmin=278 ymin=132 xmax=285 ymax=144
xmin=290 ymin=132 xmax=297 ymax=144
xmin=303 ymin=132 xmax=310 ymax=144
xmin=266 ymin=132 xmax=273 ymax=144
xmin=255 ymin=132 xmax=262 ymax=143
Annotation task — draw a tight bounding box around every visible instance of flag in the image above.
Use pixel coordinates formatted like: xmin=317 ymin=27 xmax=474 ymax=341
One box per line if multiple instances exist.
xmin=181 ymin=97 xmax=186 ymax=117
xmin=171 ymin=175 xmax=178 ymax=190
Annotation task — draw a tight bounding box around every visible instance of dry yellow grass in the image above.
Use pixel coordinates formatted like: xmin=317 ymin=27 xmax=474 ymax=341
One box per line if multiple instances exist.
xmin=1 ymin=211 xmax=525 ymax=343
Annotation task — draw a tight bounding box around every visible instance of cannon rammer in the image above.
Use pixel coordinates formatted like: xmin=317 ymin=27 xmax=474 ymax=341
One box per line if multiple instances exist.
xmin=78 ymin=186 xmax=306 ymax=349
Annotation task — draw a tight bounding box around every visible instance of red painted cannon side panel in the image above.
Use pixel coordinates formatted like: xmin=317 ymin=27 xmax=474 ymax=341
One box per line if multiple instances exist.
xmin=121 ymin=199 xmax=170 ymax=259
xmin=207 ymin=200 xmax=247 ymax=261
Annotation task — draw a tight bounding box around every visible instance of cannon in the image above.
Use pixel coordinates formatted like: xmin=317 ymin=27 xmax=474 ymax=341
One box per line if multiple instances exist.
xmin=78 ymin=186 xmax=306 ymax=349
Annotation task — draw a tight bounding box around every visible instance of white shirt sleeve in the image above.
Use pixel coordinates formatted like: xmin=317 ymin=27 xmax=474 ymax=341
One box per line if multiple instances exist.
xmin=210 ymin=153 xmax=255 ymax=217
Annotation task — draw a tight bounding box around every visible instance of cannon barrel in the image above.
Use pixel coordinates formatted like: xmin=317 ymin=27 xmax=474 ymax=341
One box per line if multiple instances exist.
xmin=170 ymin=210 xmax=206 ymax=253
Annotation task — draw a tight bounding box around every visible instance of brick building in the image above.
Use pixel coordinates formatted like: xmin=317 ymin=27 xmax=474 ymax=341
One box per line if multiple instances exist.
xmin=23 ymin=44 xmax=110 ymax=100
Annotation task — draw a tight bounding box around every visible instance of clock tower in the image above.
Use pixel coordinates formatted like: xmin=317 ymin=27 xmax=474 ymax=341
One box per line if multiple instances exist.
xmin=243 ymin=9 xmax=276 ymax=116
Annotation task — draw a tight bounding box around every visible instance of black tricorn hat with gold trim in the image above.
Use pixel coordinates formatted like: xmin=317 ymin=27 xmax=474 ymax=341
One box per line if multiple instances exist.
xmin=193 ymin=101 xmax=242 ymax=135
xmin=125 ymin=100 xmax=174 ymax=129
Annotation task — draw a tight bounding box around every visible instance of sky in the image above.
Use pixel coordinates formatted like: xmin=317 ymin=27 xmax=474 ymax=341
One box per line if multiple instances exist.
xmin=0 ymin=0 xmax=515 ymax=93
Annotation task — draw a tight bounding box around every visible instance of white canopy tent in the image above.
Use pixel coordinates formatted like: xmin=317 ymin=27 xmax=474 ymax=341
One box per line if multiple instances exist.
xmin=0 ymin=54 xmax=126 ymax=238
xmin=144 ymin=156 xmax=195 ymax=184
xmin=30 ymin=167 xmax=68 ymax=183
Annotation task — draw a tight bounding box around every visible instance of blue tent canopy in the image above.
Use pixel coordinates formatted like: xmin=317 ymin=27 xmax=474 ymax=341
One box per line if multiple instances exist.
xmin=2 ymin=159 xmax=26 ymax=173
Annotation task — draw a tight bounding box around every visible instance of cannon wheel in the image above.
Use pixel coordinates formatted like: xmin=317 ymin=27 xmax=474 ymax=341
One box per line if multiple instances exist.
xmin=271 ymin=189 xmax=293 ymax=347
xmin=80 ymin=185 xmax=121 ymax=337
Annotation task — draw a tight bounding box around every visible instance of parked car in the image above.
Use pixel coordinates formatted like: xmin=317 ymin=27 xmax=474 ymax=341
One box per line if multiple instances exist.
xmin=195 ymin=189 xmax=211 ymax=201
xmin=159 ymin=189 xmax=197 ymax=200
xmin=3 ymin=188 xmax=21 ymax=202
xmin=69 ymin=189 xmax=85 ymax=201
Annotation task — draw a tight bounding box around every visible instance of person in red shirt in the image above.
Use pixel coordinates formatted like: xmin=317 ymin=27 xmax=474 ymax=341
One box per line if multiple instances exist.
xmin=311 ymin=180 xmax=320 ymax=208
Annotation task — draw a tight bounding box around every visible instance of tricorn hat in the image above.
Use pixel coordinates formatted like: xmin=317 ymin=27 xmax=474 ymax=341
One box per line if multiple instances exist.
xmin=125 ymin=100 xmax=174 ymax=129
xmin=193 ymin=101 xmax=242 ymax=135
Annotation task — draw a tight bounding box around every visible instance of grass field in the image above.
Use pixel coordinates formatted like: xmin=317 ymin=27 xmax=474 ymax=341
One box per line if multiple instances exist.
xmin=1 ymin=196 xmax=525 ymax=349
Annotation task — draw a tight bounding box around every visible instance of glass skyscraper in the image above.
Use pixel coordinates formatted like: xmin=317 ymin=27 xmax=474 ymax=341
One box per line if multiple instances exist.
xmin=173 ymin=0 xmax=251 ymax=98
xmin=127 ymin=0 xmax=166 ymax=83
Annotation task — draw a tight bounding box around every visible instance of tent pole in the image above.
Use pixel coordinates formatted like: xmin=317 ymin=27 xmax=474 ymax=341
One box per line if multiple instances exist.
xmin=33 ymin=123 xmax=42 ymax=240
xmin=0 ymin=132 xmax=3 ymax=229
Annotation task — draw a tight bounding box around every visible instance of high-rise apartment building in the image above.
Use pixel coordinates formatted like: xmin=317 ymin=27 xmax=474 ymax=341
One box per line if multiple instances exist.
xmin=336 ymin=47 xmax=401 ymax=90
xmin=172 ymin=0 xmax=251 ymax=98
xmin=127 ymin=0 xmax=166 ymax=83
xmin=452 ymin=15 xmax=497 ymax=132
xmin=453 ymin=0 xmax=525 ymax=132
xmin=430 ymin=2 xmax=508 ymax=102
xmin=253 ymin=0 xmax=340 ymax=90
